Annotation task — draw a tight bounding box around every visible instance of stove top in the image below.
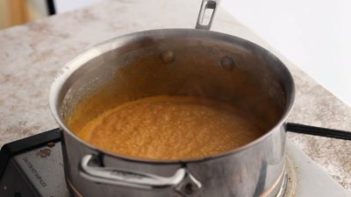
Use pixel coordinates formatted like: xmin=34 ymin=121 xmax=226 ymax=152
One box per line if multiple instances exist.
xmin=0 ymin=130 xmax=349 ymax=197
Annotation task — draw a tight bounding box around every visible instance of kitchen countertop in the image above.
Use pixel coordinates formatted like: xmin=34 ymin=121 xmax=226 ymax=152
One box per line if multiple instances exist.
xmin=0 ymin=0 xmax=350 ymax=191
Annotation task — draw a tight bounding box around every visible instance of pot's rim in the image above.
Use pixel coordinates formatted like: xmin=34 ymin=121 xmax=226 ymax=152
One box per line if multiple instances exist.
xmin=49 ymin=28 xmax=295 ymax=164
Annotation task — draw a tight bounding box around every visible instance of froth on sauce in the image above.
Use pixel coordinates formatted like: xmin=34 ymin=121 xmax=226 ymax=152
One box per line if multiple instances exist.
xmin=69 ymin=96 xmax=265 ymax=160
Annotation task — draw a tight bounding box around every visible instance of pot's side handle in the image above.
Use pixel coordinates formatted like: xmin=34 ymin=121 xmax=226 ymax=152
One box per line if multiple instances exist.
xmin=286 ymin=122 xmax=351 ymax=141
xmin=195 ymin=0 xmax=220 ymax=30
xmin=79 ymin=155 xmax=201 ymax=195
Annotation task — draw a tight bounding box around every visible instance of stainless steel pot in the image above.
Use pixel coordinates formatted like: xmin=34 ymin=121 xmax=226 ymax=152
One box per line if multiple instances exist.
xmin=50 ymin=0 xmax=295 ymax=196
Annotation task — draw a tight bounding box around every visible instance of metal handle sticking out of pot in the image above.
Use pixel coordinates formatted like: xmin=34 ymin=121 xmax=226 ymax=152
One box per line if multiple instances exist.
xmin=77 ymin=0 xmax=220 ymax=196
xmin=79 ymin=155 xmax=202 ymax=195
xmin=196 ymin=0 xmax=220 ymax=30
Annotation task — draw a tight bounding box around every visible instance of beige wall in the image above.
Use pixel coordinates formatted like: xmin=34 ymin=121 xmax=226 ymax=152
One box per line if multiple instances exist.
xmin=0 ymin=0 xmax=48 ymax=29
xmin=0 ymin=1 xmax=9 ymax=28
xmin=27 ymin=0 xmax=47 ymax=19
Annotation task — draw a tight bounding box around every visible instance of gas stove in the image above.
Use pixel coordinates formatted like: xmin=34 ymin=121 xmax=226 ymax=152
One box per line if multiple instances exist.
xmin=0 ymin=129 xmax=349 ymax=197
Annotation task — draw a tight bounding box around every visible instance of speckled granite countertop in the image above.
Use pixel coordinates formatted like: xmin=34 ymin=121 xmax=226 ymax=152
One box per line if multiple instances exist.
xmin=0 ymin=0 xmax=350 ymax=191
